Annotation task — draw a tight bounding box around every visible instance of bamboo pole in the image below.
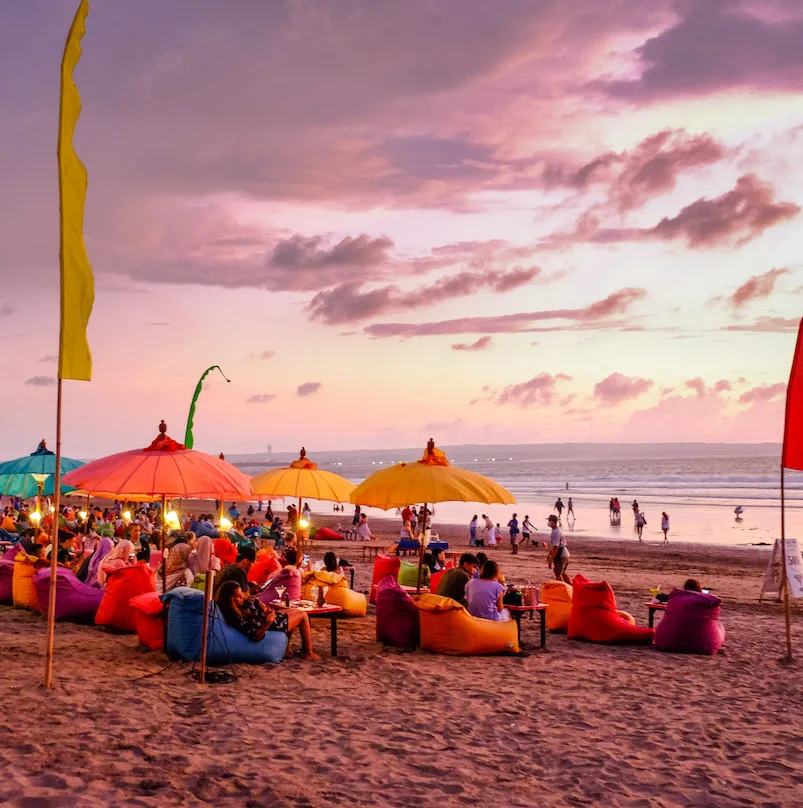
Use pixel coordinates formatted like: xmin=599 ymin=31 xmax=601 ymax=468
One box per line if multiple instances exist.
xmin=780 ymin=464 xmax=794 ymax=663
xmin=43 ymin=379 xmax=64 ymax=688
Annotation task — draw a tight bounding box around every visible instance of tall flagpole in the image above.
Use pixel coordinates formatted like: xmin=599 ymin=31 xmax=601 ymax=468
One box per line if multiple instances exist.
xmin=43 ymin=380 xmax=64 ymax=687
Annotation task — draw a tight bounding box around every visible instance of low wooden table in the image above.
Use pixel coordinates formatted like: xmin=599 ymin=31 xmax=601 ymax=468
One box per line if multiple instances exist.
xmin=646 ymin=602 xmax=667 ymax=628
xmin=272 ymin=602 xmax=343 ymax=656
xmin=361 ymin=545 xmax=383 ymax=562
xmin=507 ymin=604 xmax=548 ymax=648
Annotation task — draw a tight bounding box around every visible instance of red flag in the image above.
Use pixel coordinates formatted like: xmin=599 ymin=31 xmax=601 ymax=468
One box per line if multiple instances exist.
xmin=782 ymin=317 xmax=803 ymax=470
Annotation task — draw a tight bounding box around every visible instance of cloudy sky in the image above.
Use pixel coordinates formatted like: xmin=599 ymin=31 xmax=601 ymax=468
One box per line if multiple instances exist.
xmin=1 ymin=0 xmax=802 ymax=457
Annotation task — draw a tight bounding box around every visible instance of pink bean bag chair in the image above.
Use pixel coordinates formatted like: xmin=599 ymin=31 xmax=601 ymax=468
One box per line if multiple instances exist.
xmin=129 ymin=591 xmax=165 ymax=650
xmin=369 ymin=555 xmax=401 ymax=604
xmin=567 ymin=574 xmax=654 ymax=645
xmin=95 ymin=565 xmax=156 ymax=633
xmin=0 ymin=559 xmax=15 ymax=605
xmin=655 ymin=588 xmax=725 ymax=655
xmin=34 ymin=567 xmax=104 ymax=623
xmin=375 ymin=577 xmax=419 ymax=648
xmin=257 ymin=566 xmax=302 ymax=605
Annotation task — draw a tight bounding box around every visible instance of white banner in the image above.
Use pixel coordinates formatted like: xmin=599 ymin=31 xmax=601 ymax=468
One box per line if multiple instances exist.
xmin=760 ymin=538 xmax=803 ymax=601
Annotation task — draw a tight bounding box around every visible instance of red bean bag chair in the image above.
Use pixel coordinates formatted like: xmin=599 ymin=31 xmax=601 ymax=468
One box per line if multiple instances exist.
xmin=369 ymin=555 xmax=401 ymax=604
xmin=248 ymin=553 xmax=280 ymax=587
xmin=314 ymin=527 xmax=343 ymax=540
xmin=428 ymin=570 xmax=445 ymax=594
xmin=214 ymin=538 xmax=237 ymax=567
xmin=376 ymin=577 xmax=419 ymax=648
xmin=567 ymin=574 xmax=653 ymax=645
xmin=0 ymin=559 xmax=14 ymax=605
xmin=655 ymin=588 xmax=726 ymax=655
xmin=95 ymin=565 xmax=156 ymax=633
xmin=129 ymin=591 xmax=165 ymax=650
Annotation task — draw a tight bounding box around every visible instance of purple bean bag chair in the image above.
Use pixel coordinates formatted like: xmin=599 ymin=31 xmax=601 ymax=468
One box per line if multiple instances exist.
xmin=3 ymin=545 xmax=21 ymax=560
xmin=654 ymin=588 xmax=725 ymax=656
xmin=257 ymin=566 xmax=302 ymax=605
xmin=0 ymin=559 xmax=14 ymax=605
xmin=376 ymin=577 xmax=419 ymax=648
xmin=34 ymin=567 xmax=104 ymax=623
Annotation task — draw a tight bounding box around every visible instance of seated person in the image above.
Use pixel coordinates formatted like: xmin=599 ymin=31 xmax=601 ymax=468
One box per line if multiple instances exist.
xmin=422 ymin=551 xmax=436 ymax=575
xmin=435 ymin=553 xmax=479 ymax=606
xmin=56 ymin=532 xmax=87 ymax=573
xmin=213 ymin=537 xmax=238 ymax=567
xmin=216 ymin=580 xmax=319 ymax=660
xmin=465 ymin=560 xmax=510 ymax=622
xmin=261 ymin=548 xmax=303 ymax=602
xmin=430 ymin=548 xmax=447 ymax=572
xmin=322 ymin=551 xmax=344 ymax=576
xmin=156 ymin=541 xmax=194 ymax=594
xmin=357 ymin=514 xmax=376 ymax=542
xmin=474 ymin=552 xmax=488 ymax=579
xmin=215 ymin=546 xmax=257 ymax=594
xmin=97 ymin=540 xmax=136 ymax=587
xmin=684 ymin=579 xmax=702 ymax=592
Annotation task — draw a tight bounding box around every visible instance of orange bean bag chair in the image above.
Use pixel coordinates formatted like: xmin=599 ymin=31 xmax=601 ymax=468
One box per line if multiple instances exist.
xmin=12 ymin=552 xmax=41 ymax=611
xmin=301 ymin=570 xmax=367 ymax=617
xmin=540 ymin=580 xmax=573 ymax=632
xmin=414 ymin=593 xmax=519 ymax=655
xmin=567 ymin=574 xmax=653 ymax=645
xmin=129 ymin=591 xmax=165 ymax=650
xmin=95 ymin=565 xmax=156 ymax=633
xmin=369 ymin=555 xmax=401 ymax=604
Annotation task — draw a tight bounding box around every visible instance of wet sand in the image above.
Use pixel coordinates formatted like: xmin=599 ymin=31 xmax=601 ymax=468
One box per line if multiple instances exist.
xmin=0 ymin=521 xmax=801 ymax=807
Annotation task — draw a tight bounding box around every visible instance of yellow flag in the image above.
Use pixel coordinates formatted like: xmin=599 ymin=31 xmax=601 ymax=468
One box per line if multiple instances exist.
xmin=58 ymin=0 xmax=94 ymax=381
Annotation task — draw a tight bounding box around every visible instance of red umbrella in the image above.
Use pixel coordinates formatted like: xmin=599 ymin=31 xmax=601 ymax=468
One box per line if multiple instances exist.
xmin=63 ymin=421 xmax=253 ymax=501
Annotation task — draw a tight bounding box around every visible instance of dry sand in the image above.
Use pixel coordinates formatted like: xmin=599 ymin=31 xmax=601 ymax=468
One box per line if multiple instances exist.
xmin=1 ymin=518 xmax=801 ymax=807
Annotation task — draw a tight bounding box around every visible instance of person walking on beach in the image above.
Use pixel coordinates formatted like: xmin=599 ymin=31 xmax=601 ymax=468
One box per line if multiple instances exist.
xmin=508 ymin=513 xmax=520 ymax=555
xmin=488 ymin=523 xmax=499 ymax=547
xmin=554 ymin=498 xmax=564 ymax=519
xmin=661 ymin=512 xmax=669 ymax=542
xmin=635 ymin=510 xmax=646 ymax=540
xmin=522 ymin=515 xmax=535 ymax=545
xmin=546 ymin=515 xmax=570 ymax=584
xmin=567 ymin=497 xmax=574 ymax=518
xmin=469 ymin=515 xmax=478 ymax=547
xmin=632 ymin=500 xmax=639 ymax=517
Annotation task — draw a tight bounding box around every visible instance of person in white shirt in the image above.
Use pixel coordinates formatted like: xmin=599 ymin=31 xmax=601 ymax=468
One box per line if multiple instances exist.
xmin=357 ymin=514 xmax=375 ymax=542
xmin=487 ymin=523 xmax=499 ymax=546
xmin=635 ymin=511 xmax=646 ymax=540
xmin=661 ymin=512 xmax=669 ymax=542
xmin=522 ymin=516 xmax=535 ymax=544
xmin=546 ymin=515 xmax=570 ymax=583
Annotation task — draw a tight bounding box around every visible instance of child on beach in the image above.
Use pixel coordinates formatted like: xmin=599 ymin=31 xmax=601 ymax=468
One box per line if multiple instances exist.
xmin=661 ymin=512 xmax=669 ymax=542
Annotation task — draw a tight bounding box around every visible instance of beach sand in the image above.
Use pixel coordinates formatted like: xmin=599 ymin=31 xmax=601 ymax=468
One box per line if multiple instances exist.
xmin=1 ymin=519 xmax=801 ymax=807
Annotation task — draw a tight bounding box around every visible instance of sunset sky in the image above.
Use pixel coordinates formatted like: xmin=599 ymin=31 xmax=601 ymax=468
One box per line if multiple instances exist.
xmin=1 ymin=0 xmax=802 ymax=458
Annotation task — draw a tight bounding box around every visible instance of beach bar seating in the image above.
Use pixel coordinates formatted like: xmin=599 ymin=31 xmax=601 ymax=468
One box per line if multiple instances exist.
xmin=34 ymin=567 xmax=103 ymax=623
xmin=302 ymin=569 xmax=367 ymax=617
xmin=540 ymin=580 xmax=573 ymax=632
xmin=12 ymin=552 xmax=40 ymax=610
xmin=129 ymin=591 xmax=166 ymax=650
xmin=162 ymin=586 xmax=287 ymax=664
xmin=397 ymin=559 xmax=429 ymax=588
xmin=95 ymin=565 xmax=155 ymax=633
xmin=369 ymin=554 xmax=401 ymax=604
xmin=414 ymin=593 xmax=519 ymax=655
xmin=567 ymin=575 xmax=654 ymax=645
xmin=654 ymin=588 xmax=726 ymax=655
xmin=0 ymin=558 xmax=15 ymax=605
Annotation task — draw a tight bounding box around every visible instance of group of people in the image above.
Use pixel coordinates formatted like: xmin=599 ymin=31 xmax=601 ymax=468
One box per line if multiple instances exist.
xmin=608 ymin=498 xmax=671 ymax=542
xmin=467 ymin=513 xmax=538 ymax=551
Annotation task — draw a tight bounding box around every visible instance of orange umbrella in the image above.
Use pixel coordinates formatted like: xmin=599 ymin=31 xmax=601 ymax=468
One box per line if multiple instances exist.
xmin=62 ymin=421 xmax=253 ymax=501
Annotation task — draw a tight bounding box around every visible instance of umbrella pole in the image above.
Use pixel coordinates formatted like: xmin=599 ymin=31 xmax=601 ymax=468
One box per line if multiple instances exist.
xmin=36 ymin=480 xmax=44 ymax=516
xmin=160 ymin=493 xmax=167 ymax=594
xmin=199 ymin=568 xmax=215 ymax=684
xmin=43 ymin=378 xmax=64 ymax=688
xmin=416 ymin=501 xmax=427 ymax=594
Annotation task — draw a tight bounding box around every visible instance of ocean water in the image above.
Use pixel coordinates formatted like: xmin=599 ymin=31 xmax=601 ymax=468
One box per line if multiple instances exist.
xmin=233 ymin=444 xmax=803 ymax=547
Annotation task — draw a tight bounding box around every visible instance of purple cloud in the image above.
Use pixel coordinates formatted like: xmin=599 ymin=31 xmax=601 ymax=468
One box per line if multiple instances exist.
xmin=730 ymin=268 xmax=789 ymax=307
xmin=593 ymin=373 xmax=653 ymax=406
xmin=246 ymin=393 xmax=276 ymax=404
xmin=25 ymin=376 xmax=56 ymax=387
xmin=493 ymin=373 xmax=571 ymax=407
xmin=297 ymin=382 xmax=322 ymax=397
xmin=738 ymin=383 xmax=786 ymax=405
xmin=452 ymin=336 xmax=492 ymax=352
xmin=725 ymin=316 xmax=800 ymax=333
xmin=251 ymin=350 xmax=276 ymax=360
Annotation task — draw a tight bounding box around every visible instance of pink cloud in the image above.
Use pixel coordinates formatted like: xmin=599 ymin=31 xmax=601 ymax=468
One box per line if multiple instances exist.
xmin=246 ymin=393 xmax=276 ymax=404
xmin=725 ymin=316 xmax=800 ymax=333
xmin=593 ymin=373 xmax=653 ymax=406
xmin=364 ymin=287 xmax=646 ymax=338
xmin=493 ymin=373 xmax=571 ymax=408
xmin=685 ymin=377 xmax=707 ymax=398
xmin=296 ymin=382 xmax=322 ymax=397
xmin=730 ymin=268 xmax=789 ymax=307
xmin=738 ymin=382 xmax=786 ymax=405
xmin=452 ymin=336 xmax=492 ymax=352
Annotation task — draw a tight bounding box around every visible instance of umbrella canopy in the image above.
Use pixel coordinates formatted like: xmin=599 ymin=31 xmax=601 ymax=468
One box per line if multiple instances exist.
xmin=251 ymin=448 xmax=355 ymax=503
xmin=62 ymin=421 xmax=253 ymax=501
xmin=0 ymin=474 xmax=75 ymax=499
xmin=350 ymin=442 xmax=515 ymax=510
xmin=0 ymin=442 xmax=83 ymax=499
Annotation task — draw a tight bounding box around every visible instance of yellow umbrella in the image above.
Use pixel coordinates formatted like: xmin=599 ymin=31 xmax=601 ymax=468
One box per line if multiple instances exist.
xmin=251 ymin=449 xmax=356 ymax=532
xmin=350 ymin=441 xmax=515 ymax=590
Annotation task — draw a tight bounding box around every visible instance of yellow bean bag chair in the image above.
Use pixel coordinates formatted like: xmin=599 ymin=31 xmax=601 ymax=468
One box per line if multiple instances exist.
xmin=540 ymin=580 xmax=573 ymax=632
xmin=414 ymin=593 xmax=519 ymax=655
xmin=302 ymin=570 xmax=367 ymax=617
xmin=13 ymin=552 xmax=40 ymax=611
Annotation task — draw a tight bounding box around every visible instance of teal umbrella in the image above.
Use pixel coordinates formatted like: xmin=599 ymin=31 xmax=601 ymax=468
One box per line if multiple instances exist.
xmin=0 ymin=443 xmax=83 ymax=502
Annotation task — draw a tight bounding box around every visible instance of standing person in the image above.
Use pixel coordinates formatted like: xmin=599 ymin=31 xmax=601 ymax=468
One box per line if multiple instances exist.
xmin=302 ymin=502 xmax=312 ymax=522
xmin=522 ymin=515 xmax=535 ymax=545
xmin=287 ymin=504 xmax=298 ymax=530
xmin=554 ymin=498 xmax=564 ymax=519
xmin=546 ymin=515 xmax=570 ymax=584
xmin=469 ymin=515 xmax=478 ymax=547
xmin=661 ymin=512 xmax=669 ymax=542
xmin=507 ymin=513 xmax=520 ymax=555
xmin=482 ymin=514 xmax=493 ymax=534
xmin=567 ymin=498 xmax=574 ymax=518
xmin=352 ymin=505 xmax=361 ymax=527
xmin=635 ymin=510 xmax=646 ymax=540
xmin=609 ymin=498 xmax=615 ymax=517
xmin=488 ymin=523 xmax=499 ymax=547
xmin=410 ymin=506 xmax=418 ymax=534
xmin=632 ymin=500 xmax=639 ymax=517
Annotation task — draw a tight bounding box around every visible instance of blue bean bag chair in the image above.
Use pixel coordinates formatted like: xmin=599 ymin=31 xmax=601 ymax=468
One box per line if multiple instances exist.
xmin=34 ymin=567 xmax=104 ymax=623
xmin=161 ymin=587 xmax=287 ymax=665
